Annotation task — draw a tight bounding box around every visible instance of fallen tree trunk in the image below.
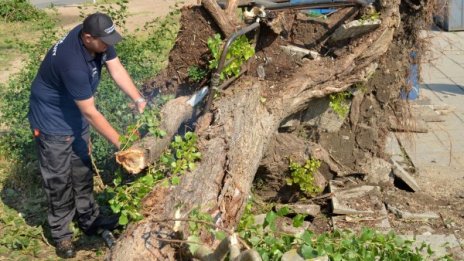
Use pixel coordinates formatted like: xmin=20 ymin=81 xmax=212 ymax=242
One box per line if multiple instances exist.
xmin=109 ymin=1 xmax=401 ymax=259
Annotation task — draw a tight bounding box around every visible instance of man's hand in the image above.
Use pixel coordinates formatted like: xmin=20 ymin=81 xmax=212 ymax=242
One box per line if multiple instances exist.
xmin=135 ymin=98 xmax=147 ymax=114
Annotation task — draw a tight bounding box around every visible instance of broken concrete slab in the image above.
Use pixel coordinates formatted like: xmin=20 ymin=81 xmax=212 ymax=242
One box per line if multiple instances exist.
xmin=391 ymin=159 xmax=420 ymax=191
xmin=402 ymin=234 xmax=464 ymax=260
xmin=359 ymin=157 xmax=392 ymax=185
xmin=330 ymin=181 xmax=390 ymax=231
xmin=387 ymin=204 xmax=440 ymax=221
xmin=330 ymin=182 xmax=386 ymax=215
xmin=330 ymin=19 xmax=381 ymax=43
xmin=276 ymin=203 xmax=321 ymax=217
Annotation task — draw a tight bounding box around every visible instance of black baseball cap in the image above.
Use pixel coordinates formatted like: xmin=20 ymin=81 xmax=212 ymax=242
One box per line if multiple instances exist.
xmin=82 ymin=12 xmax=122 ymax=45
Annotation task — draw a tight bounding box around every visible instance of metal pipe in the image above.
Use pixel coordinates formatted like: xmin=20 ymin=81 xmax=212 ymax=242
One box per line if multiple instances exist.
xmin=217 ymin=21 xmax=261 ymax=74
xmin=264 ymin=0 xmax=372 ymax=10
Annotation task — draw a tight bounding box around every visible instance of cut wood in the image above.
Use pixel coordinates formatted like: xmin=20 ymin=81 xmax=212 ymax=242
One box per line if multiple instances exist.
xmin=115 ymin=96 xmax=193 ymax=174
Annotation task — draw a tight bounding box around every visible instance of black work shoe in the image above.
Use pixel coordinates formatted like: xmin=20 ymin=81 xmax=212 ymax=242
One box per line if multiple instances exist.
xmin=56 ymin=238 xmax=76 ymax=259
xmin=84 ymin=214 xmax=120 ymax=235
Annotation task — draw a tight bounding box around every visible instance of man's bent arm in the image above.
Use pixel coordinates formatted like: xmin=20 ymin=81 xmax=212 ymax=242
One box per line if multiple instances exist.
xmin=75 ymin=97 xmax=121 ymax=148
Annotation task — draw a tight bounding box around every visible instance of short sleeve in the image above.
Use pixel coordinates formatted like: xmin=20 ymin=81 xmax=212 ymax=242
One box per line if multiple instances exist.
xmin=61 ymin=69 xmax=93 ymax=100
xmin=106 ymin=45 xmax=117 ymax=61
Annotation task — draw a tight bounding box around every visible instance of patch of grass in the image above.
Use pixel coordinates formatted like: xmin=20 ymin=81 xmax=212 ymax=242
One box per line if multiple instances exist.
xmin=0 ymin=0 xmax=45 ymax=22
xmin=0 ymin=4 xmax=180 ymax=260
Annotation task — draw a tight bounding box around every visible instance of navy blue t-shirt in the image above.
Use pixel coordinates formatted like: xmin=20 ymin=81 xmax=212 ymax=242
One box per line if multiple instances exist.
xmin=28 ymin=24 xmax=117 ymax=135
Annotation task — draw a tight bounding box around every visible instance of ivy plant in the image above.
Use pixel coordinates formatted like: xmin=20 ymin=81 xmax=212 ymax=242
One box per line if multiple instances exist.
xmin=108 ymin=131 xmax=201 ymax=225
xmin=287 ymin=158 xmax=322 ymax=197
xmin=329 ymin=91 xmax=352 ymax=119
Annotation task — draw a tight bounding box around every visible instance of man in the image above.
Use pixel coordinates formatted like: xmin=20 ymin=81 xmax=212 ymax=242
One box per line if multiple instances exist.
xmin=28 ymin=12 xmax=146 ymax=258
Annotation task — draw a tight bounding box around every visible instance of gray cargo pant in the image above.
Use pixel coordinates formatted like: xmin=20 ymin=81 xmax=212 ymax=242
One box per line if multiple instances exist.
xmin=35 ymin=128 xmax=100 ymax=242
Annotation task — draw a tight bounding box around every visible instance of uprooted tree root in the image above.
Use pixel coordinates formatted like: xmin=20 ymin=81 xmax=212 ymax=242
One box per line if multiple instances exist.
xmin=110 ymin=0 xmax=437 ymax=259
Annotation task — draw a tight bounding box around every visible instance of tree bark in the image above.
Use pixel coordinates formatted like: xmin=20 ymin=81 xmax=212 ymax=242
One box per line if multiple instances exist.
xmin=110 ymin=1 xmax=401 ymax=259
xmin=202 ymin=0 xmax=237 ymax=37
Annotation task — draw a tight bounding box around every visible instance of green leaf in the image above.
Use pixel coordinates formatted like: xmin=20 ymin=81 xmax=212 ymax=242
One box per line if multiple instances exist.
xmin=276 ymin=206 xmax=290 ymax=216
xmin=171 ymin=176 xmax=180 ymax=185
xmin=214 ymin=231 xmax=226 ymax=241
xmin=110 ymin=203 xmax=121 ymax=213
xmin=301 ymin=244 xmax=317 ymax=258
xmin=264 ymin=211 xmax=277 ymax=231
xmin=187 ymin=235 xmax=201 ymax=255
xmin=188 ymin=162 xmax=196 ymax=170
xmin=119 ymin=214 xmax=129 ymax=225
xmin=292 ymin=214 xmax=305 ymax=228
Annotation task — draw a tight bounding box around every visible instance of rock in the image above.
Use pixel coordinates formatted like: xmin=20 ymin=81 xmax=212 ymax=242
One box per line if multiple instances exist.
xmin=386 ymin=205 xmax=439 ymax=220
xmin=330 ymin=18 xmax=381 ymax=43
xmin=359 ymin=157 xmax=392 ymax=184
xmin=280 ymin=45 xmax=320 ymax=61
xmin=391 ymin=159 xmax=420 ymax=191
xmin=277 ymin=217 xmax=311 ymax=234
xmin=254 ymin=214 xmax=266 ymax=226
xmin=356 ymin=124 xmax=379 ymax=151
xmin=282 ymin=249 xmax=304 ymax=261
xmin=302 ymin=97 xmax=347 ymax=133
xmin=276 ymin=203 xmax=321 ymax=217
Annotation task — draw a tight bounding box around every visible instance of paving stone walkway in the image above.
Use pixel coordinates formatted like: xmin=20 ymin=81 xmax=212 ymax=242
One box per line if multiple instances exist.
xmin=394 ymin=26 xmax=464 ymax=258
